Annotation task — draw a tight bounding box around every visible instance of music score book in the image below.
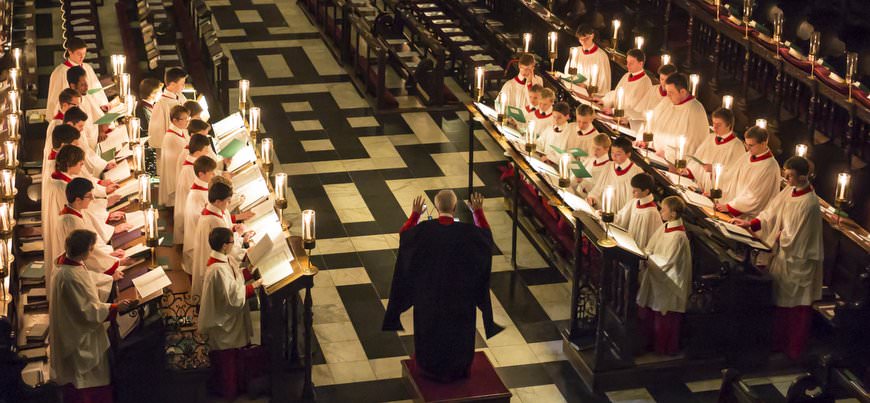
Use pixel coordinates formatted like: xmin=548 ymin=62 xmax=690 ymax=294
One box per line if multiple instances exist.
xmin=132 ymin=266 xmax=172 ymax=298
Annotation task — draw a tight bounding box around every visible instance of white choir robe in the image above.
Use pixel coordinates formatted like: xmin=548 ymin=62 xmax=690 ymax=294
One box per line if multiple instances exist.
xmin=565 ymin=125 xmax=599 ymax=163
xmin=641 ymin=84 xmax=669 ymax=113
xmin=636 ymin=219 xmax=692 ymax=314
xmin=46 ymin=60 xmax=108 ymax=121
xmin=79 ymin=93 xmax=106 ymax=150
xmin=197 ymin=251 xmax=254 ymax=350
xmin=536 ymin=122 xmax=573 ymax=161
xmin=158 ymin=125 xmax=189 ymax=206
xmin=43 ymin=115 xmax=63 ymax=157
xmin=56 ymin=206 xmax=120 ymax=275
xmin=566 ymin=45 xmax=611 ymax=93
xmin=528 ymin=109 xmax=555 ymax=145
xmin=497 ymin=75 xmax=543 ymax=111
xmin=575 ymin=156 xmax=611 ymax=197
xmin=601 ymin=71 xmax=654 ymax=120
xmin=173 ymin=155 xmax=198 ymax=241
xmin=182 ymin=179 xmax=210 ymax=274
xmin=147 ymin=91 xmax=188 ymax=149
xmin=48 ymin=257 xmax=114 ymax=389
xmin=685 ymin=132 xmax=746 ymax=191
xmin=649 ymin=95 xmax=708 ymax=160
xmin=589 ymin=161 xmax=644 ymax=212
xmin=751 ymin=186 xmax=823 ymax=307
xmin=614 ymin=194 xmax=663 ymax=249
xmin=722 ymin=150 xmax=781 ymax=218
xmin=188 ymin=204 xmax=243 ymax=297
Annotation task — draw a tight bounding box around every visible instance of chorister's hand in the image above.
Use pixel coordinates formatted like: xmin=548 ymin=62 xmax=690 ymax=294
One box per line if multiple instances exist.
xmin=113 ymin=223 xmax=132 ymax=234
xmin=731 ymin=218 xmax=750 ymax=228
xmin=251 ymin=279 xmax=263 ymax=289
xmin=105 ymin=182 xmax=120 ymax=194
xmin=232 ymin=224 xmax=246 ymax=233
xmin=411 ymin=195 xmax=425 ymax=214
xmin=235 ymin=211 xmax=255 ymax=221
xmin=116 ymin=299 xmax=135 ymax=311
xmin=469 ymin=193 xmax=485 ymax=211
xmin=109 ymin=210 xmax=125 ymax=221
xmin=714 ymin=203 xmax=729 ymax=213
xmin=633 ymin=140 xmax=647 ymax=149
xmin=111 ymin=249 xmax=125 ymax=258
xmin=108 ymin=194 xmax=122 ymax=206
xmin=112 ymin=270 xmax=125 ymax=281
xmin=587 ymin=196 xmax=599 ymax=208
xmin=104 ymin=161 xmax=117 ymax=171
xmin=243 ymin=231 xmax=255 ymax=243
xmin=120 ymin=257 xmax=135 ymax=266
xmin=654 ymin=148 xmax=665 ymax=157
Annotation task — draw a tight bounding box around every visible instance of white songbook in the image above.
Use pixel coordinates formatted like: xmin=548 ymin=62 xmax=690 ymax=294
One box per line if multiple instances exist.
xmin=104 ymin=160 xmax=132 ymax=183
xmin=115 ymin=179 xmax=139 ymax=199
xmin=132 ymin=267 xmax=172 ymax=298
xmin=125 ymin=210 xmax=146 ymax=230
xmin=212 ymin=112 xmax=245 ymax=139
xmin=256 ymin=244 xmax=295 ymax=288
xmin=227 ymin=146 xmax=256 ymax=173
xmin=98 ymin=126 xmax=130 ymax=153
xmin=124 ymin=243 xmax=149 ymax=257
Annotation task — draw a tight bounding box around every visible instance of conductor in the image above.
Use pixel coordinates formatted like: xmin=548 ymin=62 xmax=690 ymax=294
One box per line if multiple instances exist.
xmin=383 ymin=191 xmax=504 ymax=382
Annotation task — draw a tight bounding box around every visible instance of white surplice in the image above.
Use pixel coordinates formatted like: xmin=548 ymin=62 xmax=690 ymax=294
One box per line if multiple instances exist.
xmin=182 ymin=179 xmax=210 ymax=274
xmin=158 ymin=124 xmax=189 ymax=206
xmin=188 ymin=204 xmax=242 ymax=296
xmin=636 ymin=219 xmax=692 ymax=314
xmin=722 ymin=150 xmax=781 ymax=218
xmin=49 ymin=258 xmax=113 ymax=389
xmin=497 ymin=75 xmax=543 ymax=111
xmin=753 ymin=186 xmax=823 ymax=307
xmin=56 ymin=206 xmax=119 ymax=275
xmin=197 ymin=250 xmax=254 ymax=350
xmin=576 ymin=156 xmax=611 ymax=197
xmin=173 ymin=155 xmax=198 ymax=241
xmin=641 ymin=84 xmax=669 ymax=113
xmin=685 ymin=132 xmax=746 ymax=191
xmin=589 ymin=161 xmax=644 ymax=212
xmin=601 ymin=71 xmax=654 ymax=120
xmin=564 ymin=125 xmax=598 ymax=163
xmin=614 ymin=194 xmax=663 ymax=249
xmin=536 ymin=122 xmax=573 ymax=161
xmin=46 ymin=60 xmax=108 ymax=121
xmin=147 ymin=91 xmax=187 ymax=148
xmin=565 ymin=45 xmax=611 ymax=93
xmin=650 ymin=95 xmax=709 ymax=160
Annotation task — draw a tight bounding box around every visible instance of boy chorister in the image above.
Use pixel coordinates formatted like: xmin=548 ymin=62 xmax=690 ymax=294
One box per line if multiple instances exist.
xmin=565 ymin=105 xmax=599 ymax=161
xmin=529 ymin=88 xmax=556 ymax=134
xmin=576 ymin=134 xmax=612 ymax=196
xmin=587 ymin=137 xmax=643 ymax=211
xmin=498 ymin=53 xmax=543 ymax=110
xmin=536 ymin=102 xmax=573 ymax=162
xmin=188 ymin=181 xmax=253 ymax=296
xmin=614 ymin=173 xmax=662 ymax=249
xmin=598 ymin=49 xmax=653 ymax=120
xmin=641 ymin=64 xmax=677 ymax=113
xmin=174 ymin=134 xmax=214 ymax=241
xmin=198 ymin=227 xmax=262 ymax=400
xmin=46 ymin=38 xmax=107 ymax=118
xmin=521 ymin=84 xmax=543 ymax=123
xmin=733 ymin=157 xmax=822 ymax=360
xmin=182 ymin=159 xmax=219 ymax=273
xmin=62 ymin=107 xmax=115 ymax=178
xmin=636 ymin=196 xmax=692 ymax=355
xmin=148 ymin=67 xmax=188 ymax=149
xmin=136 ymin=78 xmax=163 ymax=134
xmin=566 ymin=25 xmax=611 ymax=94
xmin=66 ymin=66 xmax=104 ymax=151
xmin=49 ymin=230 xmax=134 ymax=403
xmin=158 ymin=105 xmax=191 ymax=207
xmin=685 ymin=107 xmax=745 ymax=191
xmin=45 ymin=89 xmax=82 ymax=157
xmin=715 ymin=126 xmax=781 ymax=218
xmin=184 ymin=100 xmax=206 ymax=122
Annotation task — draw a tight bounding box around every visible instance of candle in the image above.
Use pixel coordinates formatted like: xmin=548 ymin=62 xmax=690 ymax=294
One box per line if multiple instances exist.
xmin=239 ymin=79 xmax=250 ymax=105
xmin=111 ymin=54 xmax=126 ymax=76
xmin=590 ymin=64 xmax=599 ymax=87
xmin=755 ymin=119 xmax=767 ymax=129
xmin=6 ymin=114 xmax=19 ymax=141
xmin=475 ymin=66 xmax=485 ymax=97
xmin=689 ymin=74 xmax=700 ymax=96
xmin=602 ymin=185 xmax=615 ymax=214
xmin=661 ymin=53 xmax=671 ymax=66
xmin=644 ymin=110 xmax=654 ymax=132
xmin=249 ymin=107 xmax=260 ymax=132
xmin=558 ymin=153 xmax=571 ymax=187
xmin=274 ymin=173 xmax=287 ymax=202
xmin=795 ymin=144 xmax=808 ymax=157
xmin=715 ymin=0 xmax=721 ymax=20
xmin=301 ymin=209 xmax=316 ymax=248
xmin=12 ymin=48 xmax=21 ymax=69
xmin=145 ymin=207 xmax=158 ymax=240
xmin=773 ymin=13 xmax=783 ymax=44
xmin=498 ymin=91 xmax=507 ymax=115
xmin=612 ymin=19 xmax=621 ymax=43
xmin=261 ymin=138 xmax=273 ymax=165
xmin=8 ymin=68 xmax=17 ymax=91
xmin=138 ymin=174 xmax=151 ymax=204
xmin=567 ymin=47 xmax=578 ymax=75
xmin=0 ymin=202 xmax=12 ymax=233
xmin=742 ymin=0 xmax=753 ymax=22
xmin=835 ymin=172 xmax=850 ymax=201
xmin=120 ymin=73 xmax=131 ymax=99
xmin=133 ymin=144 xmax=145 ymax=173
xmin=615 ymin=87 xmax=625 ymax=111
xmin=634 ymin=36 xmax=644 ymax=50
xmin=712 ymin=163 xmax=723 ymax=190
xmin=8 ymin=91 xmax=19 ymax=115
xmin=677 ymin=135 xmax=686 ymax=161
xmin=0 ymin=169 xmax=14 ymax=198
xmin=809 ymin=32 xmax=821 ymax=59
xmin=3 ymin=141 xmax=16 ymax=169
xmin=523 ymin=33 xmax=532 ymax=53
xmin=527 ymin=120 xmax=536 ymax=143
xmin=128 ymin=117 xmax=141 ymax=143
xmin=846 ymin=52 xmax=858 ymax=84
xmin=548 ymin=31 xmax=557 ymax=54
xmin=722 ymin=95 xmax=734 ymax=109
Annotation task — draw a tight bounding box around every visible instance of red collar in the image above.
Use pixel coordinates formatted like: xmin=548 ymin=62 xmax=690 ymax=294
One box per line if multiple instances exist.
xmin=514 ymin=76 xmax=532 ymax=89
xmin=525 ymin=105 xmax=536 ymax=113
xmin=201 ymin=207 xmax=224 ymax=218
xmin=792 ymin=185 xmax=813 ymax=197
xmin=614 ymin=161 xmax=634 ymax=176
xmin=636 ymin=200 xmax=656 ymax=209
xmin=60 ymin=205 xmax=83 ymax=218
xmin=582 ymin=45 xmax=598 ymax=55
xmin=676 ymin=95 xmax=695 ymax=106
xmin=54 ymin=111 xmax=64 ymax=120
xmin=750 ymin=151 xmax=773 ymax=163
xmin=48 ymin=150 xmax=58 ymax=160
xmin=664 ymin=225 xmax=685 ymax=233
xmin=206 ymin=257 xmax=225 ymax=266
xmin=63 ymin=60 xmax=76 ymax=68
xmin=534 ymin=109 xmax=552 ymax=119
xmin=167 ymin=129 xmax=185 ymax=138
xmin=182 ymin=158 xmax=195 ymax=166
xmin=593 ymin=158 xmax=611 ymax=167
xmin=191 ymin=183 xmax=208 ymax=191
xmin=579 ymin=127 xmax=596 ymax=136
xmin=437 ymin=216 xmax=454 ymax=225
xmin=51 ymin=171 xmax=72 ymax=182
xmin=57 ymin=254 xmax=83 ymax=266
xmin=658 ymin=86 xmax=667 ymax=97
xmin=715 ymin=133 xmax=736 ymax=145
xmin=627 ymin=71 xmax=646 ymax=82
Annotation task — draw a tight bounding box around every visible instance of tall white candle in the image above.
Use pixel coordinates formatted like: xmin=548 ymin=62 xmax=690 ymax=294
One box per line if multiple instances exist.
xmin=274 ymin=173 xmax=287 ymax=201
xmin=602 ymin=185 xmax=615 ymax=214
xmin=755 ymin=119 xmax=767 ymax=129
xmin=836 ymin=173 xmax=850 ymax=201
xmin=712 ymin=163 xmax=723 ymax=190
xmin=722 ymin=95 xmax=734 ymax=109
xmin=661 ymin=53 xmax=671 ymax=66
xmin=795 ymin=144 xmax=808 ymax=157
xmin=634 ymin=36 xmax=644 ymax=50
xmin=690 ymin=74 xmax=700 ymax=96
xmin=615 ymin=87 xmax=625 ymax=110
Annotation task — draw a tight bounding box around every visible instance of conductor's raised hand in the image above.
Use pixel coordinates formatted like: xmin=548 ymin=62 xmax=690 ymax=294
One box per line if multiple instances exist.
xmin=469 ymin=192 xmax=485 ymax=211
xmin=411 ymin=195 xmax=425 ymax=214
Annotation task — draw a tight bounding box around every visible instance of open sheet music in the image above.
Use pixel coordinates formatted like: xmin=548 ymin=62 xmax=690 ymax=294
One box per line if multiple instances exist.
xmin=104 ymin=160 xmax=131 ymax=183
xmin=125 ymin=210 xmax=146 ymax=230
xmin=227 ymin=145 xmax=256 ymax=173
xmin=256 ymin=242 xmax=296 ymax=288
xmin=212 ymin=112 xmax=245 ymax=140
xmin=132 ymin=266 xmax=172 ymax=298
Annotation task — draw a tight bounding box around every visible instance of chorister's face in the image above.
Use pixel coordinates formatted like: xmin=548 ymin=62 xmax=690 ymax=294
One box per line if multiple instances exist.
xmin=538 ymin=97 xmax=554 ymax=111
xmin=518 ymin=63 xmax=535 ymax=78
xmin=625 ymin=56 xmax=643 ymax=72
xmin=80 ymin=191 xmax=94 ymax=208
xmin=200 ymin=170 xmax=216 ymax=183
xmin=578 ymin=33 xmax=594 ymax=47
xmin=711 ymin=117 xmax=731 ymax=135
xmin=783 ymin=169 xmax=805 ymax=187
xmin=68 ymin=48 xmax=87 ymax=64
xmin=611 ymin=146 xmax=629 ymax=164
xmin=72 ymin=75 xmax=89 ymax=94
xmin=173 ymin=113 xmax=191 ymax=130
xmin=593 ymin=145 xmax=607 ymax=158
xmin=632 ymin=187 xmax=649 ymax=199
xmin=659 ymin=74 xmax=669 ymax=87
xmin=554 ymin=111 xmax=568 ymax=125
xmin=578 ymin=113 xmax=594 ymax=126
xmin=665 ymin=83 xmax=688 ymax=105
xmin=528 ymin=91 xmax=541 ymax=106
xmin=743 ymin=136 xmax=767 ymax=155
xmin=68 ymin=120 xmax=85 ymax=132
xmin=659 ymin=203 xmax=672 ymax=221
xmin=69 ymin=160 xmax=84 ymax=175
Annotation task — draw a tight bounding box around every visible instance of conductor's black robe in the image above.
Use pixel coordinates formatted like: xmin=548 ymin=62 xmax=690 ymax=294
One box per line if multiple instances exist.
xmin=383 ymin=212 xmax=504 ymax=382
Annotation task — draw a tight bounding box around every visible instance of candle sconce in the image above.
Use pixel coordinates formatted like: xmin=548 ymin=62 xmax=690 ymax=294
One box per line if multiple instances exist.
xmin=709 ymin=163 xmax=724 ymax=204
xmin=613 ymin=87 xmax=625 ymax=124
xmin=301 ymin=209 xmax=316 ymax=274
xmin=808 ymin=31 xmax=820 ymax=80
xmin=772 ymin=13 xmax=783 ymax=57
xmin=7 ymin=114 xmax=19 ymax=143
xmin=274 ymin=173 xmax=288 ymax=231
xmin=248 ymin=106 xmax=260 ymax=148
xmin=722 ymin=95 xmax=733 ymax=110
xmin=742 ymin=0 xmax=753 ymax=39
xmin=3 ymin=141 xmax=17 ymax=170
xmin=643 ymin=110 xmax=654 ymax=162
xmin=612 ymin=20 xmax=621 ymax=51
xmin=674 ymin=136 xmax=688 ymax=188
xmin=8 ymin=68 xmax=18 ymax=91
xmin=474 ymin=66 xmax=485 ymax=102
xmin=260 ymin=138 xmax=273 ymax=176
xmin=525 ymin=120 xmax=536 ymax=154
xmin=523 ymin=33 xmax=532 ymax=53
xmin=567 ymin=48 xmax=578 ymax=76
xmin=846 ymin=52 xmax=858 ymax=102
xmin=0 ymin=201 xmax=15 ymax=237
xmin=145 ymin=207 xmax=159 ymax=268
xmin=588 ymin=64 xmax=599 ymax=95
xmin=558 ymin=154 xmax=571 ymax=188
xmin=12 ymin=48 xmax=21 ymax=69
xmin=0 ymin=237 xmax=13 ymax=302
xmin=548 ymin=32 xmax=558 ymax=74
xmin=598 ymin=186 xmax=617 ymax=248
xmin=138 ymin=174 xmax=151 ymax=207
xmin=0 ymin=169 xmax=16 ymax=201
xmin=239 ymin=79 xmax=250 ymax=121
xmin=834 ymin=172 xmax=851 ymax=227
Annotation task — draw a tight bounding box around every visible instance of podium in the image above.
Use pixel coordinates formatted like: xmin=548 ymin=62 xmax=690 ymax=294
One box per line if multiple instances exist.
xmin=402 ymin=352 xmax=511 ymax=403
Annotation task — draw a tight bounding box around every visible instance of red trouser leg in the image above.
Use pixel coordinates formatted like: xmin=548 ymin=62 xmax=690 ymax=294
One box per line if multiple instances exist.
xmin=774 ymin=306 xmax=812 ymax=360
xmin=210 ymin=348 xmax=241 ymax=400
xmin=62 ymin=384 xmax=114 ymax=403
xmin=653 ymin=310 xmax=682 ymax=355
xmin=637 ymin=306 xmax=655 ymax=351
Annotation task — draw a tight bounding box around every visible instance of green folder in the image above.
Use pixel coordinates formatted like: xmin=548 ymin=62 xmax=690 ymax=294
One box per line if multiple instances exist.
xmin=571 ymin=162 xmax=592 ymax=179
xmin=505 ymin=105 xmax=526 ymax=124
xmin=219 ymin=138 xmax=245 ymax=158
xmin=549 ymin=144 xmax=588 ymax=158
xmin=87 ymin=83 xmax=115 ymax=95
xmin=101 ymin=148 xmax=116 ymax=162
xmin=94 ymin=112 xmax=121 ymax=125
xmin=560 ymin=74 xmax=587 ymax=85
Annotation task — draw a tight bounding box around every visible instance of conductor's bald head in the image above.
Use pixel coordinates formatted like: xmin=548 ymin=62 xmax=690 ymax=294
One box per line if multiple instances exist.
xmin=434 ymin=190 xmax=458 ymax=215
